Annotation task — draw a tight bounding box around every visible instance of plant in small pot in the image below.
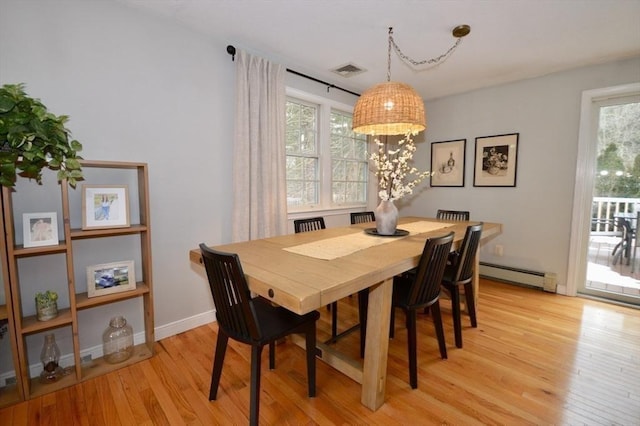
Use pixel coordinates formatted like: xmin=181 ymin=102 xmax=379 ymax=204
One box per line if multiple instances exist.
xmin=35 ymin=290 xmax=59 ymax=321
xmin=0 ymin=83 xmax=83 ymax=188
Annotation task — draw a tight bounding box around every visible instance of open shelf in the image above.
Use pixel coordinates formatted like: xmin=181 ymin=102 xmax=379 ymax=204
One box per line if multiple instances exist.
xmin=80 ymin=343 xmax=153 ymax=382
xmin=20 ymin=309 xmax=74 ymax=335
xmin=2 ymin=160 xmax=154 ymax=401
xmin=28 ymin=370 xmax=78 ymax=399
xmin=0 ymin=384 xmax=22 ymax=407
xmin=75 ymin=282 xmax=150 ymax=310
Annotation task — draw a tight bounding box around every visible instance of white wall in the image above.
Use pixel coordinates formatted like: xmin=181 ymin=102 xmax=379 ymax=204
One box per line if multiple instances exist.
xmin=402 ymin=57 xmax=640 ymax=293
xmin=0 ymin=0 xmax=234 ymax=344
xmin=1 ymin=0 xmax=639 ymax=355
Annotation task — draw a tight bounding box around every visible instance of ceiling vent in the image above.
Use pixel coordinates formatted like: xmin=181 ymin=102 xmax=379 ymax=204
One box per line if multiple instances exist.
xmin=331 ymin=63 xmax=366 ymax=78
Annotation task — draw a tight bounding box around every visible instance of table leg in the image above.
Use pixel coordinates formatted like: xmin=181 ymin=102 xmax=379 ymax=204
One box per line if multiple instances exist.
xmin=472 ymin=250 xmax=480 ymax=309
xmin=361 ymin=277 xmax=393 ymax=410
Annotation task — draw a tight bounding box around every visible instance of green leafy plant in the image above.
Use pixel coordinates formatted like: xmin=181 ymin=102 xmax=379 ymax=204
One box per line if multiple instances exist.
xmin=0 ymin=83 xmax=83 ymax=188
xmin=35 ymin=290 xmax=58 ymax=308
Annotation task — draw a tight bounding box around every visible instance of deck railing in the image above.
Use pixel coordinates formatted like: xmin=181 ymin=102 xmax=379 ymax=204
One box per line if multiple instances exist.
xmin=592 ymin=197 xmax=639 ymax=234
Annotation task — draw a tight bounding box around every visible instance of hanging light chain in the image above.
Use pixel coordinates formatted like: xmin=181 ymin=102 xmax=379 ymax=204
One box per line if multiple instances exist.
xmin=387 ymin=27 xmax=393 ymax=82
xmin=388 ymin=28 xmax=464 ymax=70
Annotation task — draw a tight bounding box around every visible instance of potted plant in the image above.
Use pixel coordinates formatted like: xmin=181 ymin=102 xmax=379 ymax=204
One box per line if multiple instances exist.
xmin=0 ymin=83 xmax=83 ymax=188
xmin=35 ymin=290 xmax=59 ymax=321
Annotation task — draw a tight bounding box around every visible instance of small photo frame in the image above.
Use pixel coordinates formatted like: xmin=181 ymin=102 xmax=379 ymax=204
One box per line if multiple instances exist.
xmin=87 ymin=260 xmax=136 ymax=298
xmin=474 ymin=133 xmax=519 ymax=187
xmin=82 ymin=185 xmax=130 ymax=230
xmin=430 ymin=139 xmax=466 ymax=187
xmin=23 ymin=212 xmax=59 ymax=248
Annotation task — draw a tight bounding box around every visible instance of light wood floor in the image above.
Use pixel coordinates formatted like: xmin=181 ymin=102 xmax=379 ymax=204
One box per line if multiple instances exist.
xmin=1 ymin=279 xmax=639 ymax=425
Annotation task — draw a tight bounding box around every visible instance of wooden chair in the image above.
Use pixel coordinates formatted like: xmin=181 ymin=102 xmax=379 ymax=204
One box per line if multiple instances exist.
xmin=368 ymin=232 xmax=454 ymax=389
xmin=294 ymin=217 xmax=326 ymax=233
xmin=199 ymin=243 xmax=319 ymax=426
xmin=441 ymin=223 xmax=483 ymax=348
xmin=350 ymin=211 xmax=375 ymax=224
xmin=436 ymin=209 xmax=470 ymax=221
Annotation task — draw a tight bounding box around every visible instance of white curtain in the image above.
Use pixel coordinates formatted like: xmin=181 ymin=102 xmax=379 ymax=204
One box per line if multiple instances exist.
xmin=231 ymin=50 xmax=288 ymax=242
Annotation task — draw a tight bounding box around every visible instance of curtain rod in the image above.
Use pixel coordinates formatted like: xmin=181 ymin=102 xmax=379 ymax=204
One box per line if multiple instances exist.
xmin=226 ymin=45 xmax=360 ymax=97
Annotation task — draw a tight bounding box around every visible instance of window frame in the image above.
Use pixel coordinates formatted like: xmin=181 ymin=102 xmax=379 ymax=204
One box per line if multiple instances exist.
xmin=286 ymin=88 xmax=372 ymax=216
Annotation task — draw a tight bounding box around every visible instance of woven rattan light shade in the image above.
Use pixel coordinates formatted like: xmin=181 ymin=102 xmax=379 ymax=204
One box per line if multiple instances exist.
xmin=352 ymin=81 xmax=426 ymax=136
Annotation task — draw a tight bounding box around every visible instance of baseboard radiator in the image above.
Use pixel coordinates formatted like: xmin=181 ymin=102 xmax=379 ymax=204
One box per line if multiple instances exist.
xmin=479 ymin=262 xmax=557 ymax=292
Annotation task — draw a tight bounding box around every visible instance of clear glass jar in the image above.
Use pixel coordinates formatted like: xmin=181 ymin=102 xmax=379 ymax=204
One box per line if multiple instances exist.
xmin=40 ymin=333 xmax=63 ymax=383
xmin=102 ymin=316 xmax=134 ymax=364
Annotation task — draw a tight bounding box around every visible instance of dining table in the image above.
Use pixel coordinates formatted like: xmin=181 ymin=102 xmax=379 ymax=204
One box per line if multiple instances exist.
xmin=189 ymin=216 xmax=502 ymax=411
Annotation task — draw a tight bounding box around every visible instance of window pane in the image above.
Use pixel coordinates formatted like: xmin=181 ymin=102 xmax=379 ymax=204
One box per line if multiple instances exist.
xmin=286 ymin=98 xmax=319 ymax=207
xmin=330 ymin=109 xmax=368 ymax=205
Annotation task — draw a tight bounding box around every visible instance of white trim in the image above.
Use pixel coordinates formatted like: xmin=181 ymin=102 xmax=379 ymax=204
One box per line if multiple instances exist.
xmin=154 ymin=310 xmax=216 ymax=341
xmin=567 ymin=82 xmax=640 ymax=296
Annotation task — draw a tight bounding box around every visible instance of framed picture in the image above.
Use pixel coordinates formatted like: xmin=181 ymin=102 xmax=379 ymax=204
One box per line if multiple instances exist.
xmin=87 ymin=260 xmax=136 ymax=298
xmin=82 ymin=185 xmax=130 ymax=230
xmin=430 ymin=139 xmax=466 ymax=187
xmin=23 ymin=212 xmax=59 ymax=248
xmin=473 ymin=133 xmax=519 ymax=187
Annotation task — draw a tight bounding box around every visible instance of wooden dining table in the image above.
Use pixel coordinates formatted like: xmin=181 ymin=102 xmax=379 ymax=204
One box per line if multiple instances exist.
xmin=189 ymin=217 xmax=502 ymax=411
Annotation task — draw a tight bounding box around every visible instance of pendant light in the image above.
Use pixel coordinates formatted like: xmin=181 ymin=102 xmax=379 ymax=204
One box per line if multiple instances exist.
xmin=353 ymin=26 xmax=470 ymax=136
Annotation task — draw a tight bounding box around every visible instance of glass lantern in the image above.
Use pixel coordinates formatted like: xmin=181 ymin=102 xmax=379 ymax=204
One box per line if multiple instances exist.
xmin=102 ymin=316 xmax=134 ymax=364
xmin=40 ymin=333 xmax=64 ymax=383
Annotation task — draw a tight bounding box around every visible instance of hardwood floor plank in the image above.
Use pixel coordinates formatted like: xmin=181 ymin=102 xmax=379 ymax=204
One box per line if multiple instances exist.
xmin=1 ymin=279 xmax=638 ymax=425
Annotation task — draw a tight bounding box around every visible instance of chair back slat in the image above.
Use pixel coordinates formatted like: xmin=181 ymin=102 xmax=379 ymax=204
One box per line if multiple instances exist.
xmin=199 ymin=243 xmax=261 ymax=341
xmin=452 ymin=223 xmax=484 ymax=283
xmin=294 ymin=217 xmax=326 ymax=233
xmin=410 ymin=232 xmax=454 ymax=306
xmin=350 ymin=211 xmax=376 ymax=224
xmin=436 ymin=209 xmax=470 ymax=221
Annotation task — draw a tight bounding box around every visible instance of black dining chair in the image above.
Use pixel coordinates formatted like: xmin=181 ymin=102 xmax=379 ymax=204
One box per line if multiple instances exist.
xmin=199 ymin=243 xmax=319 ymax=426
xmin=362 ymin=232 xmax=454 ymax=389
xmin=440 ymin=223 xmax=483 ymax=348
xmin=350 ymin=211 xmax=376 ymax=224
xmin=611 ymin=217 xmax=633 ymax=267
xmin=436 ymin=209 xmax=470 ymax=221
xmin=294 ymin=217 xmax=326 ymax=233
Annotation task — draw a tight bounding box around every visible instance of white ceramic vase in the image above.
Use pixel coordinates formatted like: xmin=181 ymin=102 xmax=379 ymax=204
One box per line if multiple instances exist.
xmin=375 ymin=199 xmax=398 ymax=235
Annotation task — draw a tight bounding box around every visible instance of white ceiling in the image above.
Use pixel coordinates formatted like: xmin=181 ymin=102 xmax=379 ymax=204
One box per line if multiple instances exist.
xmin=117 ymin=0 xmax=640 ymax=100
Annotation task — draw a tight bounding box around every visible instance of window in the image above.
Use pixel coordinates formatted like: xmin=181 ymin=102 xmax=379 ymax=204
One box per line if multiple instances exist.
xmin=286 ymin=89 xmax=368 ymax=211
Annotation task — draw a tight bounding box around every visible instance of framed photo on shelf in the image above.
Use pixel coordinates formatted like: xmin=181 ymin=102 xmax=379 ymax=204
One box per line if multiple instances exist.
xmin=82 ymin=185 xmax=130 ymax=230
xmin=430 ymin=139 xmax=466 ymax=187
xmin=473 ymin=133 xmax=519 ymax=187
xmin=87 ymin=260 xmax=136 ymax=298
xmin=22 ymin=212 xmax=59 ymax=248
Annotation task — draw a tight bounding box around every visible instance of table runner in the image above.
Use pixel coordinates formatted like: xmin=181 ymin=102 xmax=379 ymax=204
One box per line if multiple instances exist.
xmin=284 ymin=221 xmax=454 ymax=260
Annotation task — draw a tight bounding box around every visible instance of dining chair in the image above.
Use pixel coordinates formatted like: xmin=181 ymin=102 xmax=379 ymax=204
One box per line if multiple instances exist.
xmin=440 ymin=223 xmax=483 ymax=348
xmin=294 ymin=217 xmax=326 ymax=233
xmin=385 ymin=232 xmax=454 ymax=389
xmin=611 ymin=217 xmax=632 ymax=267
xmin=436 ymin=209 xmax=470 ymax=221
xmin=632 ymin=212 xmax=639 ymax=273
xmin=350 ymin=211 xmax=376 ymax=224
xmin=199 ymin=243 xmax=319 ymax=426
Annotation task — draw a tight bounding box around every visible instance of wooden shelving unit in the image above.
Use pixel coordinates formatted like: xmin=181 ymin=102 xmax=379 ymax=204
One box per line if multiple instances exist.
xmin=1 ymin=160 xmax=154 ymax=400
xmin=0 ymin=194 xmax=24 ymax=408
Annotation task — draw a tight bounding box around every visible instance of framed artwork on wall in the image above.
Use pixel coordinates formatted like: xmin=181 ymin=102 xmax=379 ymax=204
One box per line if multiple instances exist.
xmin=430 ymin=139 xmax=466 ymax=187
xmin=82 ymin=185 xmax=130 ymax=230
xmin=473 ymin=133 xmax=519 ymax=187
